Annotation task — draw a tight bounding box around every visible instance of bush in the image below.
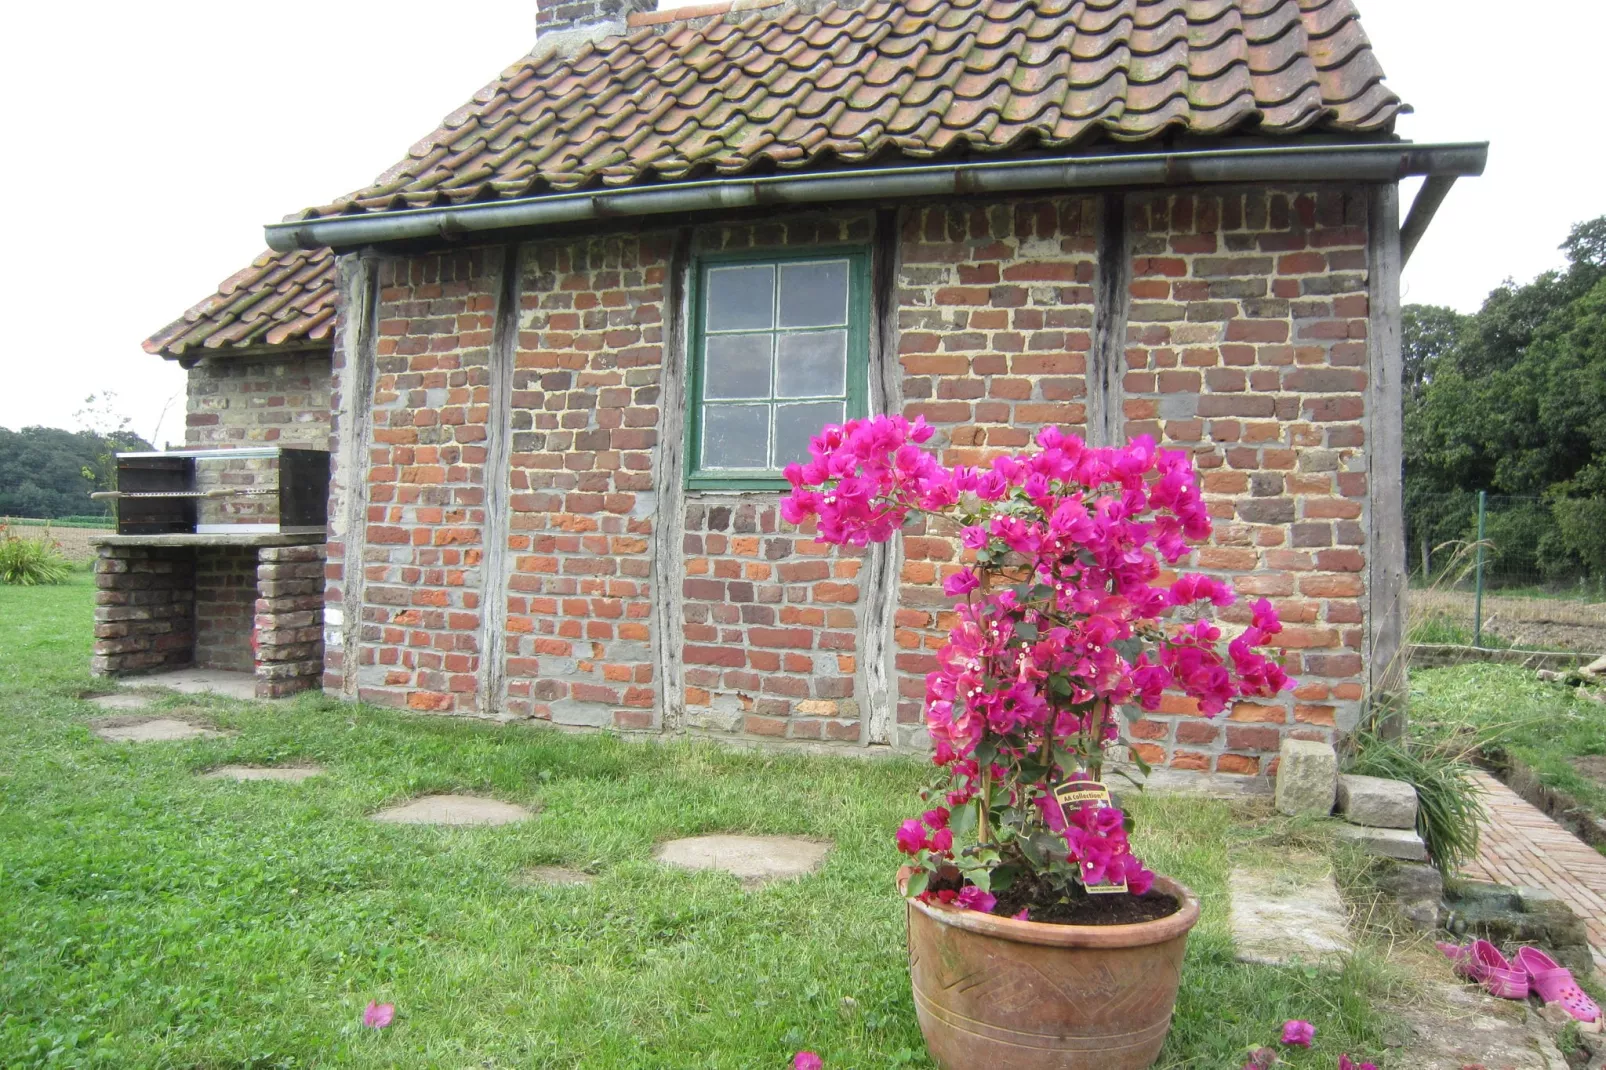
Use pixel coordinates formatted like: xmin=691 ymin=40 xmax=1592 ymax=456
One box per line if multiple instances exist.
xmin=1345 ymin=728 xmax=1487 ymax=873
xmin=0 ymin=529 xmax=72 ymax=585
xmin=1549 ymin=497 xmax=1606 ymax=580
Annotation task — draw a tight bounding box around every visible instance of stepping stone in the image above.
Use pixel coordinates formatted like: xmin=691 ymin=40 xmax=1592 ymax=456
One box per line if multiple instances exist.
xmin=205 ymin=764 xmax=325 ymax=782
xmin=94 ymin=718 xmax=222 ymax=743
xmin=88 ymin=693 xmax=152 ymax=711
xmin=518 ymin=865 xmax=595 ymax=886
xmin=1229 ymin=855 xmax=1352 ymax=967
xmin=370 ymin=794 xmax=531 ymax=826
xmin=654 ymin=834 xmax=830 ymax=888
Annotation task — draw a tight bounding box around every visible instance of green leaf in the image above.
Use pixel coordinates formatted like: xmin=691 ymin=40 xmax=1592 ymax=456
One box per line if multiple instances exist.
xmin=903 ymin=870 xmax=929 ymax=899
xmin=948 ymin=799 xmax=979 ymax=840
xmin=1112 ymin=637 xmax=1145 ymax=662
xmin=1014 ymin=621 xmax=1040 ymax=641
xmin=1130 ymin=747 xmax=1153 ymax=776
xmin=968 ymin=868 xmax=991 ymax=893
xmin=990 ymin=863 xmax=1021 ymax=893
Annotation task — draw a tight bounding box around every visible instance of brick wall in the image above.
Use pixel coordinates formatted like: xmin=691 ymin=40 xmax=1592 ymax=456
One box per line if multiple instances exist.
xmin=324 ymin=186 xmax=1392 ymax=774
xmin=184 ymin=351 xmax=331 ymax=527
xmin=1118 ymin=189 xmax=1370 ymax=775
xmin=91 ymin=545 xmax=195 ymax=675
xmin=353 ymin=250 xmax=499 ymax=712
xmin=893 ymin=197 xmax=1100 ymax=743
xmin=192 ymin=546 xmax=259 ymax=671
xmin=502 ymin=234 xmax=665 ymax=728
xmin=256 ymin=544 xmax=327 ymax=698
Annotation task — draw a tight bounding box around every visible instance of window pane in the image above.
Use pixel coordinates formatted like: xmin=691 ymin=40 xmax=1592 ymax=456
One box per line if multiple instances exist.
xmin=702 ymin=404 xmax=770 ymax=469
xmin=777 ymin=260 xmax=849 ymax=327
xmin=775 ymin=330 xmax=846 ymax=398
xmin=706 ymin=265 xmax=775 ymax=332
xmin=705 ymin=333 xmax=772 ymax=399
xmin=773 ymin=401 xmax=844 ymax=467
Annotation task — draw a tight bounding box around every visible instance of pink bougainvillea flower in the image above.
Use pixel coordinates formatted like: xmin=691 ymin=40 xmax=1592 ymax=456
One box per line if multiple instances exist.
xmin=895 ymin=818 xmax=927 ymax=856
xmin=942 ymin=568 xmax=980 ymax=597
xmin=1280 ymin=1020 xmax=1315 ymax=1047
xmin=922 ymin=807 xmax=949 ymax=829
xmin=362 ymin=1001 xmax=395 ymax=1029
xmin=1012 ymin=908 xmax=1030 ymax=921
xmin=1337 ymin=1056 xmax=1377 ymax=1070
xmin=955 ymin=885 xmax=996 ymax=913
xmin=928 ymin=827 xmax=954 ymax=853
xmin=793 ymin=1052 xmax=823 ymax=1070
xmin=1241 ymin=1047 xmax=1277 ymax=1069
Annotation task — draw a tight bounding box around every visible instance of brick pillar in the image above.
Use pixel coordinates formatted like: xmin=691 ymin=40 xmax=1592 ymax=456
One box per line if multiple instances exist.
xmin=255 ymin=544 xmax=327 ymax=699
xmin=91 ymin=545 xmax=195 ymax=675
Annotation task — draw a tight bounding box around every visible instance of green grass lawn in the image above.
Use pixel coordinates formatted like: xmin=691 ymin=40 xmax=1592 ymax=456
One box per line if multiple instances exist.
xmin=1409 ymin=661 xmax=1606 ymax=827
xmin=0 ymin=574 xmax=1402 ymax=1068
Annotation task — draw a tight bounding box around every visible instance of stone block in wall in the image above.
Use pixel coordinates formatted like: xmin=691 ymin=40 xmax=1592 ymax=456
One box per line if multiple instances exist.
xmin=1274 ymin=738 xmax=1338 ymax=817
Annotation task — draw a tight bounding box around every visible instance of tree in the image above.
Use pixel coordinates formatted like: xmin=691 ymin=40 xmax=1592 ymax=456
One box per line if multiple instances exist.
xmin=1403 ymin=215 xmax=1606 ymax=580
xmin=0 ymin=425 xmax=153 ymax=519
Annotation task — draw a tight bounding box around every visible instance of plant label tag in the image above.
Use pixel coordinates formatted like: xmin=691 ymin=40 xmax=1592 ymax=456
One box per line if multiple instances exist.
xmin=1051 ymin=780 xmax=1128 ymax=895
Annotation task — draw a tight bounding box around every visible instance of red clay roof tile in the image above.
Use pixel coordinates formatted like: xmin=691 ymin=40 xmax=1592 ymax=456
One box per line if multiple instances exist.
xmin=143 ymin=248 xmax=336 ymax=360
xmin=290 ymin=0 xmax=1403 ymax=221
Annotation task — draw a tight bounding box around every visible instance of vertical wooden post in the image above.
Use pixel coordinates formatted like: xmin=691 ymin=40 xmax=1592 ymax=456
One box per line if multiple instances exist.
xmin=1087 ymin=192 xmax=1130 ymax=448
xmin=651 ymin=228 xmax=694 ymax=733
xmin=1367 ymin=183 xmax=1408 ymax=738
xmin=477 ymin=244 xmax=521 ymax=717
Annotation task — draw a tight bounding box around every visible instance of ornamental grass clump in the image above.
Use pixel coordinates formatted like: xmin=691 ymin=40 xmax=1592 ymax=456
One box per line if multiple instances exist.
xmin=782 ymin=416 xmax=1295 ymax=917
xmin=0 ymin=526 xmax=72 ymax=586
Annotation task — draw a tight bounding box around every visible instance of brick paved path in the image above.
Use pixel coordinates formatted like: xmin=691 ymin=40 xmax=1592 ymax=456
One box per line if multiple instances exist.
xmin=1461 ymin=770 xmax=1606 ymax=973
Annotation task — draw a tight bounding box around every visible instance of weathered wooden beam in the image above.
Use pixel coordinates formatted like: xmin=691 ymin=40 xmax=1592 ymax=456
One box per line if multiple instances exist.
xmin=476 ymin=244 xmax=522 ymax=717
xmin=1367 ymin=183 xmax=1409 ymax=738
xmin=860 ymin=207 xmax=904 ymax=747
xmin=650 ymin=228 xmax=694 ymax=733
xmin=1088 ymin=192 xmax=1131 ymax=447
xmin=331 ymin=253 xmax=379 ymax=702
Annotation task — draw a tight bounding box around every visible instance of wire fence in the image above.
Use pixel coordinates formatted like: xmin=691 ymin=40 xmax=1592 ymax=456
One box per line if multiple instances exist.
xmin=1405 ymin=491 xmax=1606 ymax=653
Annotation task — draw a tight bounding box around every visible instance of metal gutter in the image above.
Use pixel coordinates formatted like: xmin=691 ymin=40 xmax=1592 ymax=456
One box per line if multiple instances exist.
xmin=266 ymin=141 xmax=1489 ymax=253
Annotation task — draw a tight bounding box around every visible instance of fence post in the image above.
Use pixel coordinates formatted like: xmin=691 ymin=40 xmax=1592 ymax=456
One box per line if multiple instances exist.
xmin=1473 ymin=490 xmax=1487 ymax=647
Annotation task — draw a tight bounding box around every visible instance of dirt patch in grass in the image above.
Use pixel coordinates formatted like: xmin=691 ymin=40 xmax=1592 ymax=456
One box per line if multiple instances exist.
xmin=1570 ymin=755 xmax=1606 ymax=791
xmin=1409 ymin=589 xmax=1606 ymax=653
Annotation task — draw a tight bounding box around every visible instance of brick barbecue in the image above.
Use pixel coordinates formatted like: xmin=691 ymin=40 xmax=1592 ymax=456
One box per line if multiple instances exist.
xmin=91 ymin=448 xmax=330 ymax=699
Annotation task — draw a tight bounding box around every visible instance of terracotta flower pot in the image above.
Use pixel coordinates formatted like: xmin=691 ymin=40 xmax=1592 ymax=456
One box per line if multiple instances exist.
xmin=899 ymin=870 xmax=1201 ymax=1070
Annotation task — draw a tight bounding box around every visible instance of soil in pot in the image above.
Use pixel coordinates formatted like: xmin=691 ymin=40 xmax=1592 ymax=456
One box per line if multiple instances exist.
xmin=930 ymin=869 xmax=1181 ymax=925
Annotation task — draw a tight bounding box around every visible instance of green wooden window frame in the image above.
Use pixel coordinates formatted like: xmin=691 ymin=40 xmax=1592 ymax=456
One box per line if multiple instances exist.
xmin=684 ymin=247 xmax=871 ymax=490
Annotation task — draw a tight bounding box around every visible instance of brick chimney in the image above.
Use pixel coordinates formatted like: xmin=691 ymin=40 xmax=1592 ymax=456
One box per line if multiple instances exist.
xmin=537 ymin=0 xmax=656 ymax=38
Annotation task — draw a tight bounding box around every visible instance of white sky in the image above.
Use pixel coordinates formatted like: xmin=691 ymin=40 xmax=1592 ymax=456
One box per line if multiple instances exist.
xmin=0 ymin=0 xmax=1601 ymax=448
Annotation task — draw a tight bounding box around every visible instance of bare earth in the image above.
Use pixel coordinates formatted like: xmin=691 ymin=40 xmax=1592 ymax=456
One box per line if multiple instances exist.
xmin=1410 ymin=589 xmax=1606 ymax=654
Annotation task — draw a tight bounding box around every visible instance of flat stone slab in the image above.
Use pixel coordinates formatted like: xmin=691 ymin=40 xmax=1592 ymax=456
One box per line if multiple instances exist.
xmin=370 ymin=795 xmax=532 ymax=826
xmin=1397 ymin=982 xmax=1570 ymax=1069
xmin=1229 ymin=856 xmax=1352 ymax=967
xmin=654 ymin=835 xmax=830 ymax=887
xmin=204 ymin=764 xmax=325 ymax=782
xmin=88 ymin=693 xmax=153 ymax=710
xmin=517 ymin=866 xmax=595 ymax=886
xmin=138 ymin=669 xmax=259 ymax=701
xmin=94 ymin=717 xmax=223 ymax=743
xmin=1335 ymin=823 xmax=1429 ymax=862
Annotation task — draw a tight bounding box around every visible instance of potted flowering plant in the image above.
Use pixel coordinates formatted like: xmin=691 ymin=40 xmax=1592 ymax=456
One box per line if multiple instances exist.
xmin=782 ymin=416 xmax=1295 ymax=1070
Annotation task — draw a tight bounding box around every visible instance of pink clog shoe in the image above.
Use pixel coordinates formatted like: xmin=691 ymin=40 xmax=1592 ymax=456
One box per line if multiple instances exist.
xmin=1437 ymin=940 xmax=1530 ymax=1000
xmin=1514 ymin=947 xmax=1602 ymax=1033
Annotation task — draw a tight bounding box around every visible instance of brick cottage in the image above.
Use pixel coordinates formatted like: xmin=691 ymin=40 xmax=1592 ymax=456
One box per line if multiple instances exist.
xmin=130 ymin=0 xmax=1486 ymax=776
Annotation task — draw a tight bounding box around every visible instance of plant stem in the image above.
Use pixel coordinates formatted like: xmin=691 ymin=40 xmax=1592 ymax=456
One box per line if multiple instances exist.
xmin=978 ymin=765 xmax=992 ymax=844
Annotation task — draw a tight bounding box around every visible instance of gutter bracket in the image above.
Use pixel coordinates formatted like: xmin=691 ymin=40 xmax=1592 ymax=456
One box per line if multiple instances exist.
xmin=1399 ymin=175 xmax=1459 ymax=267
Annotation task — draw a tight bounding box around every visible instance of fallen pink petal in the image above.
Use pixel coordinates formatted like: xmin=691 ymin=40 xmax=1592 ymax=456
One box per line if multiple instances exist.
xmin=362 ymin=1001 xmax=395 ymax=1029
xmin=1280 ymin=1019 xmax=1315 ymax=1047
xmin=792 ymin=1051 xmax=823 ymax=1070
